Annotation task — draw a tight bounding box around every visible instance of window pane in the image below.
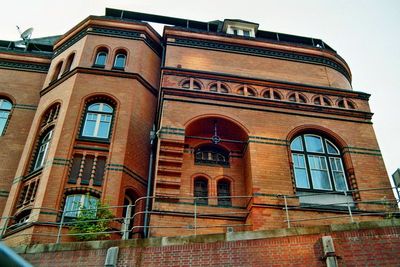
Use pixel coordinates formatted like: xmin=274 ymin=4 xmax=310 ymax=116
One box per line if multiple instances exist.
xmin=97 ymin=120 xmax=111 ymax=138
xmin=95 ymin=52 xmax=107 ymax=66
xmin=330 ymin=158 xmax=347 ymax=191
xmin=291 ymin=136 xmax=303 ymax=151
xmin=305 ymin=135 xmax=324 ymax=153
xmin=308 ymin=155 xmax=331 ymax=190
xmin=114 ymin=54 xmax=126 ymax=68
xmin=293 ymin=154 xmax=309 ymax=188
xmin=326 ymin=140 xmax=339 ymax=155
xmin=0 ymin=99 xmax=12 ymax=110
xmin=82 ymin=118 xmax=96 ymax=137
xmin=88 ymin=104 xmax=101 ymax=112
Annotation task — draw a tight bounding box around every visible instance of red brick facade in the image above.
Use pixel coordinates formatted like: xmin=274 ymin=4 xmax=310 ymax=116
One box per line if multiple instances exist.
xmin=0 ymin=8 xmax=395 ymax=246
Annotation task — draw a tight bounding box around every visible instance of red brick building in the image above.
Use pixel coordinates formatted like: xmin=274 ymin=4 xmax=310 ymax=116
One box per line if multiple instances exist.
xmin=0 ymin=8 xmax=394 ymax=245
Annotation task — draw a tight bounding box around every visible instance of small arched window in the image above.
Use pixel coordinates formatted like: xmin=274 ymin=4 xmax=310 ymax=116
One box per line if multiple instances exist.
xmin=209 ymin=83 xmax=229 ymax=93
xmin=181 ymin=79 xmax=202 ymax=90
xmin=82 ymin=102 xmax=114 ymax=139
xmin=51 ymin=61 xmax=63 ymax=82
xmin=94 ymin=48 xmax=108 ymax=67
xmin=195 ymin=144 xmax=230 ymax=166
xmin=291 ymin=134 xmax=348 ymax=191
xmin=63 ymin=53 xmax=75 ymax=74
xmin=194 ymin=177 xmax=208 ymax=205
xmin=113 ymin=50 xmax=127 ymax=69
xmin=33 ymin=127 xmax=54 ymax=171
xmin=314 ymin=96 xmax=332 ymax=106
xmin=0 ymin=98 xmax=12 ymax=135
xmin=337 ymin=98 xmax=356 ymax=110
xmin=288 ymin=92 xmax=307 ymax=103
xmin=263 ymin=89 xmax=281 ymax=100
xmin=217 ymin=180 xmax=232 ymax=207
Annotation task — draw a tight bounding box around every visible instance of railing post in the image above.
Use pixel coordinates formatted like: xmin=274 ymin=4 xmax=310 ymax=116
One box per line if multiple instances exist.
xmin=344 ymin=191 xmax=354 ymax=223
xmin=194 ymin=198 xmax=197 ymax=236
xmin=284 ymin=195 xmax=291 ymax=228
xmin=0 ymin=217 xmax=9 ymax=239
xmin=56 ymin=210 xmax=66 ymax=244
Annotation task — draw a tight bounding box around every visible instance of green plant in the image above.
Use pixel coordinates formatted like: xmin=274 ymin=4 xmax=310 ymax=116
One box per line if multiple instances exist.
xmin=69 ymin=202 xmax=115 ymax=241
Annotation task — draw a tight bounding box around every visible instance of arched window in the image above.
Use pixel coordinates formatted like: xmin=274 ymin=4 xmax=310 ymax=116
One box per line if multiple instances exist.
xmin=337 ymin=98 xmax=356 ymax=110
xmin=291 ymin=134 xmax=348 ymax=191
xmin=217 ymin=180 xmax=232 ymax=206
xmin=113 ymin=50 xmax=127 ymax=69
xmin=209 ymin=83 xmax=229 ymax=93
xmin=181 ymin=79 xmax=202 ymax=90
xmin=194 ymin=177 xmax=208 ymax=205
xmin=195 ymin=144 xmax=230 ymax=166
xmin=288 ymin=92 xmax=307 ymax=103
xmin=247 ymin=88 xmax=256 ymax=97
xmin=0 ymin=98 xmax=12 ymax=135
xmin=51 ymin=61 xmax=63 ymax=82
xmin=30 ymin=103 xmax=60 ymax=172
xmin=33 ymin=127 xmax=54 ymax=171
xmin=82 ymin=102 xmax=114 ymax=139
xmin=94 ymin=48 xmax=108 ymax=67
xmin=63 ymin=194 xmax=99 ymax=218
xmin=63 ymin=53 xmax=75 ymax=74
xmin=314 ymin=96 xmax=332 ymax=106
xmin=263 ymin=88 xmax=281 ymax=100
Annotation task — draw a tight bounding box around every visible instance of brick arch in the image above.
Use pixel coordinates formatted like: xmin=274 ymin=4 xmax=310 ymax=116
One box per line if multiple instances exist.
xmin=0 ymin=92 xmax=16 ymax=104
xmin=184 ymin=114 xmax=250 ymax=135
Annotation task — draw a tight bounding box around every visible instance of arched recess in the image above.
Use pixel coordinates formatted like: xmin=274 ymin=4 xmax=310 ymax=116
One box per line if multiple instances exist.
xmin=185 ymin=115 xmax=250 ymax=201
xmin=286 ymin=124 xmax=359 ymax=200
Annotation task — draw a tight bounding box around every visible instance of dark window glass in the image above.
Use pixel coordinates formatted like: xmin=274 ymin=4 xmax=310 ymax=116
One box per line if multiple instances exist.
xmin=217 ymin=180 xmax=232 ymax=206
xmin=194 ymin=178 xmax=208 ymax=205
xmin=81 ymin=155 xmax=94 ymax=185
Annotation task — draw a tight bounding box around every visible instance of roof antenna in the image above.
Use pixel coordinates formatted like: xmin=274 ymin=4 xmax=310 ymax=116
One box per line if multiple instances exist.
xmin=16 ymin=26 xmax=34 ymax=50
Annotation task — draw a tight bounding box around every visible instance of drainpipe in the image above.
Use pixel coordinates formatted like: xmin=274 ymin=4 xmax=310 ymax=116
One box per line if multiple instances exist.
xmin=143 ymin=39 xmax=166 ymax=238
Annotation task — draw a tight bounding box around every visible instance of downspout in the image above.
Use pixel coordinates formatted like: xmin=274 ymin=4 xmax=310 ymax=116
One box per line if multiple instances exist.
xmin=143 ymin=37 xmax=166 ymax=238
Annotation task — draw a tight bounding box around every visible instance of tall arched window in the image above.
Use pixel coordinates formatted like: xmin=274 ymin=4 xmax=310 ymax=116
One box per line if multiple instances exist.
xmin=94 ymin=48 xmax=108 ymax=67
xmin=113 ymin=50 xmax=127 ymax=69
xmin=217 ymin=179 xmax=232 ymax=206
xmin=82 ymin=102 xmax=114 ymax=139
xmin=194 ymin=177 xmax=208 ymax=205
xmin=63 ymin=53 xmax=75 ymax=74
xmin=0 ymin=98 xmax=12 ymax=135
xmin=51 ymin=61 xmax=63 ymax=82
xmin=33 ymin=127 xmax=54 ymax=171
xmin=291 ymin=134 xmax=348 ymax=191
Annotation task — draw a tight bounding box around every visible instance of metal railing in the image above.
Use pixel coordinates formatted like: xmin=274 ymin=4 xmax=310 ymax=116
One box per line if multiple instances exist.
xmin=0 ymin=187 xmax=398 ymax=244
xmin=279 ymin=186 xmax=400 ymax=228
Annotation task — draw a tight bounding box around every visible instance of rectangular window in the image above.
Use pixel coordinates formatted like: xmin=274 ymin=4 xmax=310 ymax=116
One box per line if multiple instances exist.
xmin=292 ymin=154 xmax=310 ymax=188
xmin=329 ymin=157 xmax=348 ymax=191
xmin=308 ymin=155 xmax=332 ymax=190
xmin=243 ymin=30 xmax=250 ymax=37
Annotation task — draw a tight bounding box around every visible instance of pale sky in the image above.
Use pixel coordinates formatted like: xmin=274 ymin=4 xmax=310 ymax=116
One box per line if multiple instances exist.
xmin=1 ymin=1 xmax=399 ymax=177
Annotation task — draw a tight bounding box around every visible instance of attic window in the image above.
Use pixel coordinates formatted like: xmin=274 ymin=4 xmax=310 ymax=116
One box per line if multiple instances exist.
xmin=223 ymin=20 xmax=258 ymax=37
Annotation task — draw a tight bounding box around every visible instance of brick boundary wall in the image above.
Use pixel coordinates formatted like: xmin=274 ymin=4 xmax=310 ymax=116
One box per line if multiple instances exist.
xmin=12 ymin=219 xmax=400 ymax=267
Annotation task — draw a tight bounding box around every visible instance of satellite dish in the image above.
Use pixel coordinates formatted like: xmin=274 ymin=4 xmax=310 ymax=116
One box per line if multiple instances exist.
xmin=21 ymin=27 xmax=34 ymax=41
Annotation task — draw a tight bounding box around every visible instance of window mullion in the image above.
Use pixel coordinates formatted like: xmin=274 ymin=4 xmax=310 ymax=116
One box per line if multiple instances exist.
xmin=93 ymin=113 xmax=101 ymax=137
xmin=301 ymin=135 xmax=314 ymax=190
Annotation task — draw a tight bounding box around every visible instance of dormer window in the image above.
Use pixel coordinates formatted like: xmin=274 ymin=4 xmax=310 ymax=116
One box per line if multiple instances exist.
xmin=222 ymin=19 xmax=259 ymax=37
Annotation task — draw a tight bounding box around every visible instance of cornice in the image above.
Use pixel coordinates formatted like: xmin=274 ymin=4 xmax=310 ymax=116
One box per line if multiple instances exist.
xmin=162 ymin=88 xmax=373 ymax=122
xmin=53 ymin=25 xmax=162 ymax=59
xmin=40 ymin=67 xmax=158 ymax=97
xmin=162 ymin=68 xmax=369 ymax=100
xmin=167 ymin=37 xmax=352 ymax=83
xmin=0 ymin=59 xmax=49 ymax=73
